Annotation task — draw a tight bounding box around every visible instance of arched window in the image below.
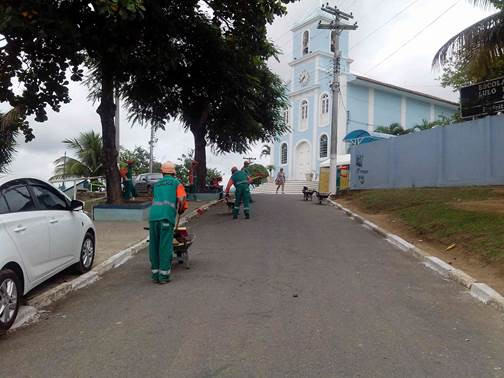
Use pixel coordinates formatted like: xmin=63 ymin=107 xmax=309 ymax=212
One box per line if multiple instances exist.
xmin=319 ymin=135 xmax=328 ymax=158
xmin=330 ymin=31 xmax=337 ymax=53
xmin=281 ymin=143 xmax=288 ymax=165
xmin=321 ymin=94 xmax=329 ymax=115
xmin=283 ymin=109 xmax=289 ymax=125
xmin=300 ymin=100 xmax=308 ymax=131
xmin=302 ymin=30 xmax=309 ymax=55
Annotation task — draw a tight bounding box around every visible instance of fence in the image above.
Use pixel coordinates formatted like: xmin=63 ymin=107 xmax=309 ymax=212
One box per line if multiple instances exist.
xmin=350 ymin=115 xmax=504 ymax=189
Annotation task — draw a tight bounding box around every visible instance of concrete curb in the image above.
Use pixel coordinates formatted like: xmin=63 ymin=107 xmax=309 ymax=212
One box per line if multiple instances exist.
xmin=13 ymin=199 xmax=222 ymax=331
xmin=328 ymin=198 xmax=504 ymax=313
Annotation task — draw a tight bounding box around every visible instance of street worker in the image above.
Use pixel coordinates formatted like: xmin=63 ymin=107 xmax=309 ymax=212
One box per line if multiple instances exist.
xmin=148 ymin=161 xmax=188 ymax=284
xmin=122 ymin=160 xmax=137 ymax=200
xmin=225 ymin=166 xmax=251 ymax=219
xmin=241 ymin=160 xmax=254 ymax=203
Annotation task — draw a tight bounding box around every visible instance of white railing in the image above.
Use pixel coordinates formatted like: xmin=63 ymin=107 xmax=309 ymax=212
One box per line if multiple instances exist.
xmin=49 ymin=176 xmax=106 ymax=200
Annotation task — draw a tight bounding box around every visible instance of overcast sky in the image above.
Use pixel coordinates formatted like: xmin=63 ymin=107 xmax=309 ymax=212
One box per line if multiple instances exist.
xmin=6 ymin=0 xmax=493 ymax=182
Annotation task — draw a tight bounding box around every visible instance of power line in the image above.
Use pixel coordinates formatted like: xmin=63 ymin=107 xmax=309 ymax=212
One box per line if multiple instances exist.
xmin=364 ymin=0 xmax=461 ymax=75
xmin=349 ymin=0 xmax=421 ymax=51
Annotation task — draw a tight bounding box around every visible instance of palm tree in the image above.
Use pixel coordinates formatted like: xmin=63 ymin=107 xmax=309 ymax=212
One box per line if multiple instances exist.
xmin=0 ymin=107 xmax=22 ymax=173
xmin=433 ymin=1 xmax=504 ymax=76
xmin=375 ymin=123 xmax=410 ymax=136
xmin=260 ymin=144 xmax=271 ymax=158
xmin=51 ymin=131 xmax=104 ymax=180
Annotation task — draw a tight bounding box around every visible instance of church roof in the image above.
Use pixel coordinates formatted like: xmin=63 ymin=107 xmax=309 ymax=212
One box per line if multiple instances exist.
xmin=291 ymin=6 xmax=332 ymax=31
xmin=354 ymin=76 xmax=459 ymax=107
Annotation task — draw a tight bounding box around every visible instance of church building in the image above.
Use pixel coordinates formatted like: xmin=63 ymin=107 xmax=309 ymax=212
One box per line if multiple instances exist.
xmin=271 ymin=9 xmax=458 ymax=181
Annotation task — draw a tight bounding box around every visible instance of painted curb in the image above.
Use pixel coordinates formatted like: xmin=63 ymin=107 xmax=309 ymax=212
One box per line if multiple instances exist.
xmin=423 ymin=256 xmax=454 ymax=278
xmin=10 ymin=306 xmax=38 ymax=331
xmin=448 ymin=268 xmax=476 ymax=289
xmin=471 ymin=283 xmax=504 ymax=310
xmin=328 ymin=198 xmax=504 ymax=314
xmin=14 ymin=199 xmax=222 ymax=331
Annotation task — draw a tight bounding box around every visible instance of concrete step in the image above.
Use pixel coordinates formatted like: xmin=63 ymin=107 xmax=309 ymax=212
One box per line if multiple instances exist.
xmin=252 ymin=181 xmax=319 ymax=194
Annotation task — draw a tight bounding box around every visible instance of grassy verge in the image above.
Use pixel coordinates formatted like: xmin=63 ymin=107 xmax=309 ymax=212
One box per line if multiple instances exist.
xmin=344 ymin=187 xmax=504 ymax=261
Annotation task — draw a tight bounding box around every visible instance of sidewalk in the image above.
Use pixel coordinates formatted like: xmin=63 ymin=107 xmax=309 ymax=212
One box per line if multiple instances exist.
xmin=21 ymin=200 xmax=213 ymax=307
xmin=93 ymin=200 xmax=209 ymax=265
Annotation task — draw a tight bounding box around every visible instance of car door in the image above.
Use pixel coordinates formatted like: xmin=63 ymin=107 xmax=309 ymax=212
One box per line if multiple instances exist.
xmin=30 ymin=183 xmax=82 ymax=270
xmin=1 ymin=183 xmax=51 ymax=285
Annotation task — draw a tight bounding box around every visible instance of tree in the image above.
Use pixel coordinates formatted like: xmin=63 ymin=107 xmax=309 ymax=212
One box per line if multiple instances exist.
xmin=119 ymin=146 xmax=160 ymax=176
xmin=174 ymin=149 xmax=222 ymax=187
xmin=248 ymin=164 xmax=269 ymax=186
xmin=0 ymin=1 xmax=196 ymax=203
xmin=0 ymin=107 xmax=25 ymax=173
xmin=433 ymin=1 xmax=504 ymax=79
xmin=375 ymin=123 xmax=410 ymax=136
xmin=52 ymin=131 xmax=104 ymax=179
xmin=125 ymin=1 xmax=293 ymax=192
xmin=439 ymin=53 xmax=504 ymax=90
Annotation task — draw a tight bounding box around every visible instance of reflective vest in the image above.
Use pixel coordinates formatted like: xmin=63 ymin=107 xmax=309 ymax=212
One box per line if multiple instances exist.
xmin=149 ymin=176 xmax=178 ymax=223
xmin=232 ymin=170 xmax=249 ymax=188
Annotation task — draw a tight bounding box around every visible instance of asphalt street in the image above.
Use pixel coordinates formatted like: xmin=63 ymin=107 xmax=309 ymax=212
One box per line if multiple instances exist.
xmin=1 ymin=195 xmax=504 ymax=377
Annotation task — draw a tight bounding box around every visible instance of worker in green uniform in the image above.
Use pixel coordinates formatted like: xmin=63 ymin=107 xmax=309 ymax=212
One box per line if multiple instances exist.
xmin=149 ymin=161 xmax=187 ymax=283
xmin=241 ymin=160 xmax=254 ymax=203
xmin=225 ymin=166 xmax=251 ymax=219
xmin=122 ymin=160 xmax=137 ymax=200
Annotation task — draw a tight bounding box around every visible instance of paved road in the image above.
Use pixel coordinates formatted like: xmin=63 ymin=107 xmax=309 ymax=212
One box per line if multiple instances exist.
xmin=1 ymin=195 xmax=504 ymax=377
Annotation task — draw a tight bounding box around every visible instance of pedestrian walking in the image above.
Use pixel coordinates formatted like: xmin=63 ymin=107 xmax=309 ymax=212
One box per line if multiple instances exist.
xmin=225 ymin=166 xmax=251 ymax=219
xmin=148 ymin=161 xmax=188 ymax=284
xmin=275 ymin=168 xmax=286 ymax=194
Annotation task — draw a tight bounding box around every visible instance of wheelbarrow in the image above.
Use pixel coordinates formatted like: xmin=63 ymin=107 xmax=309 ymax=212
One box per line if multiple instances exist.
xmin=144 ymin=215 xmax=194 ymax=269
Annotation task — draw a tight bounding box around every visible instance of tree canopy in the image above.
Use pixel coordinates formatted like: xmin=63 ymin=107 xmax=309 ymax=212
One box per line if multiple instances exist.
xmin=433 ymin=1 xmax=504 ymax=80
xmin=0 ymin=1 xmax=294 ymax=198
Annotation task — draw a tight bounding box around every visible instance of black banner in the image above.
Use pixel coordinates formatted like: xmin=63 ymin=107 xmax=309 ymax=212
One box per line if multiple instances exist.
xmin=460 ymin=76 xmax=504 ymax=118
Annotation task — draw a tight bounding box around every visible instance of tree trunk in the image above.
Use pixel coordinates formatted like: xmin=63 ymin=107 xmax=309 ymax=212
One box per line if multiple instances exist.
xmin=189 ymin=108 xmax=209 ymax=193
xmin=97 ymin=73 xmax=122 ymax=204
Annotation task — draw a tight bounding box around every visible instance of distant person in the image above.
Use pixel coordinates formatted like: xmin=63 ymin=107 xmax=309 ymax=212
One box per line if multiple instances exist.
xmin=148 ymin=161 xmax=188 ymax=284
xmin=225 ymin=166 xmax=251 ymax=219
xmin=275 ymin=168 xmax=286 ymax=194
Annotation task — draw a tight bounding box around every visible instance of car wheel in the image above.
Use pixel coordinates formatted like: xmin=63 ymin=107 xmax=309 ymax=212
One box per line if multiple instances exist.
xmin=0 ymin=269 xmax=20 ymax=333
xmin=74 ymin=232 xmax=95 ymax=274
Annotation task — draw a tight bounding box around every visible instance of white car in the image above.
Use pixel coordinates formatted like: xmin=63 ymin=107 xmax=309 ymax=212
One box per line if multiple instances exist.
xmin=0 ymin=177 xmax=96 ymax=332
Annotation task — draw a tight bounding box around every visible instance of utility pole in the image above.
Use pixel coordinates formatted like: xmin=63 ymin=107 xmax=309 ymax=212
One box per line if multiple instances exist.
xmin=148 ymin=125 xmax=156 ymax=173
xmin=318 ymin=3 xmax=357 ymax=195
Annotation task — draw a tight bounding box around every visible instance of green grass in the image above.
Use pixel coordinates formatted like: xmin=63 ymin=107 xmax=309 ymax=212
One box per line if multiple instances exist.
xmin=349 ymin=187 xmax=504 ymax=261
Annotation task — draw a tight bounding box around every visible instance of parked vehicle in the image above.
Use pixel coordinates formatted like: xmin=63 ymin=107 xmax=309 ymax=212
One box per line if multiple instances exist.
xmin=0 ymin=177 xmax=96 ymax=332
xmin=134 ymin=173 xmax=163 ymax=196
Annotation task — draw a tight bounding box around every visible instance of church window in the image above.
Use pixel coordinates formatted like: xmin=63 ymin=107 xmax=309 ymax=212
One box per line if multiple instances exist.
xmin=281 ymin=143 xmax=288 ymax=165
xmin=319 ymin=135 xmax=328 ymax=158
xmin=302 ymin=30 xmax=309 ymax=55
xmin=301 ymin=100 xmax=308 ymax=120
xmin=284 ymin=109 xmax=289 ymax=125
xmin=321 ymin=94 xmax=330 ymax=115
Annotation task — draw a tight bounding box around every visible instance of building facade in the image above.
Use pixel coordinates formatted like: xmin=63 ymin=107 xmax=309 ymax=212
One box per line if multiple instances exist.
xmin=272 ymin=10 xmax=458 ymax=181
